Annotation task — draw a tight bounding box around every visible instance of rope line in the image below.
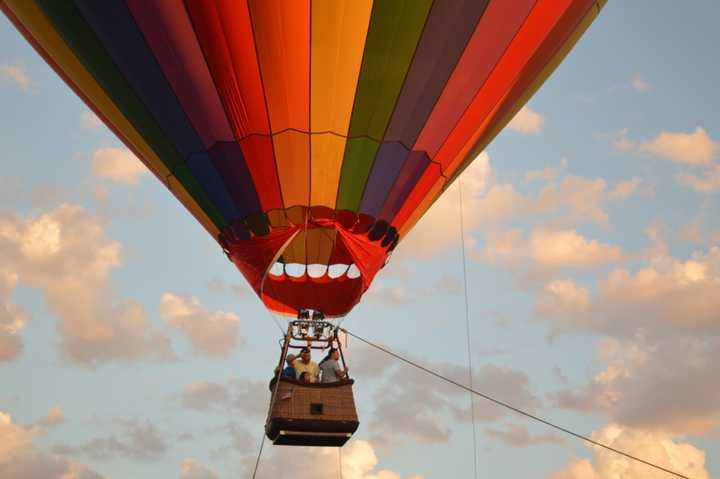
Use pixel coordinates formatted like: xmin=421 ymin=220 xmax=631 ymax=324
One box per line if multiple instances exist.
xmin=266 ymin=310 xmax=286 ymax=335
xmin=339 ymin=328 xmax=691 ymax=479
xmin=250 ymin=433 xmax=266 ymax=479
xmin=458 ymin=179 xmax=478 ymax=479
xmin=338 ymin=447 xmax=343 ymax=479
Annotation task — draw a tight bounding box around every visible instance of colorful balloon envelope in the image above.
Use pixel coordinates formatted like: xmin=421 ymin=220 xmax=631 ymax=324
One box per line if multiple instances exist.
xmin=2 ymin=0 xmax=605 ymax=317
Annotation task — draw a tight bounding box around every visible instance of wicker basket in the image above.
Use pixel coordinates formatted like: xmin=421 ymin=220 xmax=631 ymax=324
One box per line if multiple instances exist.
xmin=265 ymin=377 xmax=359 ymax=446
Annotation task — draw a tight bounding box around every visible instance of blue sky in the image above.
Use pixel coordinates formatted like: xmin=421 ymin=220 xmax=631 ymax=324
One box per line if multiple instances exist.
xmin=2 ymin=2 xmax=720 ymax=478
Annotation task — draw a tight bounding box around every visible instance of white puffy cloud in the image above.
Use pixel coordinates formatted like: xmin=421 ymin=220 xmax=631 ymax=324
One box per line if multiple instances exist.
xmin=548 ymin=425 xmax=708 ymax=479
xmin=92 ymin=147 xmax=147 ymax=185
xmin=250 ymin=440 xmax=423 ymax=479
xmin=161 ymin=293 xmax=242 ymax=358
xmin=530 ymin=230 xmax=621 ymax=267
xmin=399 ymin=154 xmax=624 ymax=260
xmin=0 ymin=205 xmax=173 ymax=364
xmin=0 ymin=64 xmax=31 ymax=92
xmin=180 ymin=459 xmax=219 ymax=479
xmin=539 ymin=246 xmax=720 ymax=337
xmin=542 ymin=246 xmax=720 ymax=434
xmin=480 ymin=229 xmax=621 ymax=270
xmin=677 ymin=164 xmax=720 ymax=193
xmin=397 ymin=153 xmax=492 ymax=258
xmin=535 ymin=176 xmax=609 ymax=227
xmin=614 ymin=127 xmax=719 ymax=166
xmin=0 ymin=411 xmax=103 ymax=479
xmin=535 ymin=279 xmax=590 ymax=326
xmin=640 ymin=127 xmax=718 ymax=165
xmin=508 ymin=106 xmax=545 ymax=134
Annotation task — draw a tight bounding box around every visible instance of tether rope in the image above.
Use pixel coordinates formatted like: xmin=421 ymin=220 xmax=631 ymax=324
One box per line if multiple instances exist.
xmin=339 ymin=328 xmax=691 ymax=479
xmin=458 ymin=178 xmax=478 ymax=479
xmin=250 ymin=433 xmax=266 ymax=479
xmin=338 ymin=447 xmax=343 ymax=479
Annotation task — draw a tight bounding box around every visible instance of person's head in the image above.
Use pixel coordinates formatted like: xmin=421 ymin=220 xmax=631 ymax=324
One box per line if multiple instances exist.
xmin=320 ymin=347 xmax=339 ymax=365
xmin=298 ymin=372 xmax=309 ymax=382
xmin=285 ymin=353 xmax=296 ymax=365
xmin=300 ymin=347 xmax=311 ymax=363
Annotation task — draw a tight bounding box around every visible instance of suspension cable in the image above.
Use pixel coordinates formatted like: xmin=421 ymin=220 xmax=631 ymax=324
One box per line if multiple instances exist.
xmin=250 ymin=433 xmax=266 ymax=479
xmin=339 ymin=328 xmax=691 ymax=479
xmin=458 ymin=178 xmax=478 ymax=479
xmin=265 ymin=310 xmax=286 ymax=336
xmin=338 ymin=447 xmax=343 ymax=479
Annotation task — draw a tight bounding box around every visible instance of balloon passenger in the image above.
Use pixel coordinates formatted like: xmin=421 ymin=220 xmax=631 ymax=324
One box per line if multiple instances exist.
xmin=281 ymin=353 xmax=297 ymax=378
xmin=294 ymin=347 xmax=319 ymax=383
xmin=319 ymin=348 xmax=347 ymax=383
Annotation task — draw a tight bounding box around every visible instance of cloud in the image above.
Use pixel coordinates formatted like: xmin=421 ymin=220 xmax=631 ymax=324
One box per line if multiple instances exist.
xmin=0 ymin=270 xmax=29 ymax=362
xmin=484 ymin=423 xmax=563 ymax=448
xmin=641 ymin=127 xmax=718 ymax=165
xmin=396 ymin=153 xmax=492 ymax=258
xmin=548 ymin=425 xmax=708 ymax=479
xmin=530 ymin=230 xmax=621 ymax=267
xmin=631 ymin=73 xmax=651 ymax=92
xmin=535 ymin=176 xmax=610 ymax=227
xmin=480 ymin=229 xmax=621 ymax=269
xmin=540 ymin=246 xmax=720 ymax=434
xmin=399 ymin=155 xmax=642 ymax=263
xmin=365 ymin=356 xmax=538 ymax=448
xmin=608 ymin=177 xmax=645 ymax=200
xmin=176 ymin=378 xmax=266 ymax=417
xmin=206 ymin=277 xmax=248 ymax=297
xmin=614 ymin=127 xmax=719 ymax=166
xmin=678 ymin=219 xmax=704 ymax=244
xmin=526 ymin=158 xmax=567 ymax=183
xmin=54 ymin=418 xmax=166 ymax=460
xmin=92 ymin=147 xmax=147 ymax=185
xmin=38 ymin=406 xmax=65 ymax=428
xmin=0 ymin=411 xmax=103 ymax=479
xmin=538 ymin=246 xmax=720 ymax=337
xmin=507 ymin=106 xmax=545 ymax=134
xmin=0 ymin=205 xmax=173 ymax=364
xmin=161 ymin=293 xmax=242 ymax=358
xmin=677 ymin=164 xmax=720 ymax=193
xmin=0 ymin=64 xmax=31 ymax=92
xmin=368 ymin=275 xmax=462 ymax=306
xmin=248 ymin=439 xmax=423 ymax=479
xmin=535 ymin=279 xmax=590 ymax=325
xmin=180 ymin=459 xmax=219 ymax=479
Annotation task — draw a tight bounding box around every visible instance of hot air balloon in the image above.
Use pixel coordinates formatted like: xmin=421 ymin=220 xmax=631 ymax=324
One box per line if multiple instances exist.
xmin=2 ymin=0 xmax=605 ymax=447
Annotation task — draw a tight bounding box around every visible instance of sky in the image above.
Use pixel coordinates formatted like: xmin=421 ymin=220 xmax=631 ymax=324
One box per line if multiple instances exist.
xmin=1 ymin=1 xmax=720 ymax=478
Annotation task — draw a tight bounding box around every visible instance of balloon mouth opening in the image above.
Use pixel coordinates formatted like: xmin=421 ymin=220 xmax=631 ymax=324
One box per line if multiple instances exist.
xmin=221 ymin=207 xmax=400 ymax=317
xmin=268 ymin=262 xmax=362 ymax=280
